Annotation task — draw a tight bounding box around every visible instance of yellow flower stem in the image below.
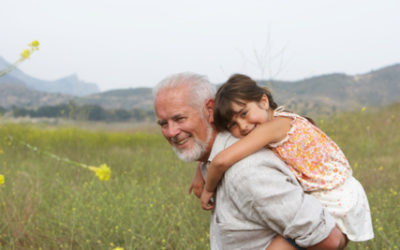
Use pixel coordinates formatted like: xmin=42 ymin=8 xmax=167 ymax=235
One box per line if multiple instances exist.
xmin=7 ymin=135 xmax=111 ymax=181
xmin=8 ymin=136 xmax=93 ymax=170
xmin=0 ymin=40 xmax=39 ymax=78
xmin=0 ymin=58 xmax=24 ymax=77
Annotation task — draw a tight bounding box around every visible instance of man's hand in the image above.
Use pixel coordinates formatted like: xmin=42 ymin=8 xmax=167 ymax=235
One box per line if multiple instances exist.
xmin=188 ymin=163 xmax=205 ymax=198
xmin=201 ymin=189 xmax=215 ymax=210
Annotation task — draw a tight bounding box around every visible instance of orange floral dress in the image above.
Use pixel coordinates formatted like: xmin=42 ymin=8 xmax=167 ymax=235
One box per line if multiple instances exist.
xmin=269 ymin=110 xmax=374 ymax=241
xmin=270 ymin=111 xmax=351 ymax=191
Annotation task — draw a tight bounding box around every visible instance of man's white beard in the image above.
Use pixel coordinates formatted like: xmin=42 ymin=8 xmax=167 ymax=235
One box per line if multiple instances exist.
xmin=173 ymin=124 xmax=213 ymax=162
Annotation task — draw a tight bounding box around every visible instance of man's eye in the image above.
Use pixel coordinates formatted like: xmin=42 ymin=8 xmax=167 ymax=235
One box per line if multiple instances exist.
xmin=158 ymin=120 xmax=167 ymax=127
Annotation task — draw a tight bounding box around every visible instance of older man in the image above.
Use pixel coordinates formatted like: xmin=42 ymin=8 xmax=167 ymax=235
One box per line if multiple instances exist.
xmin=153 ymin=72 xmax=345 ymax=249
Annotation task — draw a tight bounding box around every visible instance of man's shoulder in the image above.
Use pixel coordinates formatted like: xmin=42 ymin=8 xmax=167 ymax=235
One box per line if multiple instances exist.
xmin=225 ymin=149 xmax=289 ymax=182
xmin=209 ymin=132 xmax=295 ymax=185
xmin=210 ymin=132 xmax=281 ymax=163
xmin=209 ymin=132 xmax=235 ymax=161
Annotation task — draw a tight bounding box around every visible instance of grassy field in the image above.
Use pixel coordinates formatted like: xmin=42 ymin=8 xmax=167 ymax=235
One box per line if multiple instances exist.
xmin=0 ymin=103 xmax=399 ymax=249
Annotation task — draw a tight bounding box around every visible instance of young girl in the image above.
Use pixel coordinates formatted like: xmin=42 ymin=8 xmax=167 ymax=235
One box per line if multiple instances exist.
xmin=201 ymin=74 xmax=374 ymax=246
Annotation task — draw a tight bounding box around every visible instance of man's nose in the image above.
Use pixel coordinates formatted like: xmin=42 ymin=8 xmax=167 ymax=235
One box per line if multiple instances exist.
xmin=164 ymin=121 xmax=181 ymax=138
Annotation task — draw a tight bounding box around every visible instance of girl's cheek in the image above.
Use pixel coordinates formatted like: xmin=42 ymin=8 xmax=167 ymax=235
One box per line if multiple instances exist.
xmin=230 ymin=128 xmax=242 ymax=138
xmin=247 ymin=115 xmax=258 ymax=124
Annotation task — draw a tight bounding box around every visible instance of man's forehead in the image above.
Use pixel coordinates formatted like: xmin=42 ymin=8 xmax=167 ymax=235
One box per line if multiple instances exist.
xmin=158 ymin=85 xmax=189 ymax=98
xmin=156 ymin=86 xmax=184 ymax=104
xmin=155 ymin=99 xmax=197 ymax=120
xmin=158 ymin=105 xmax=195 ymax=119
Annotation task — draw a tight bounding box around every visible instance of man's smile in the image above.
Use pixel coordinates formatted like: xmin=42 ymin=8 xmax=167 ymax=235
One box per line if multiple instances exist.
xmin=176 ymin=137 xmax=189 ymax=145
xmin=171 ymin=134 xmax=192 ymax=147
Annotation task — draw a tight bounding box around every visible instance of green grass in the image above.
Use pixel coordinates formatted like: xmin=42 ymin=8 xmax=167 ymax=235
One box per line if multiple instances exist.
xmin=318 ymin=104 xmax=400 ymax=250
xmin=0 ymin=125 xmax=209 ymax=249
xmin=0 ymin=103 xmax=399 ymax=249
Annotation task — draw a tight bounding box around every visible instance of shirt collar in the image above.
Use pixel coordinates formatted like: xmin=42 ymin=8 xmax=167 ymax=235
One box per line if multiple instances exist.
xmin=208 ymin=131 xmax=237 ymax=162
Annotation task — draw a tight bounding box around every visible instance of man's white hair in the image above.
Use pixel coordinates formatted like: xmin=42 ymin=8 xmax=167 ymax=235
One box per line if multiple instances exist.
xmin=153 ymin=72 xmax=216 ymax=109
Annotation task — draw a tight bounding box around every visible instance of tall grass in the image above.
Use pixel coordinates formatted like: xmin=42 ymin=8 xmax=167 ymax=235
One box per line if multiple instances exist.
xmin=319 ymin=104 xmax=400 ymax=249
xmin=0 ymin=103 xmax=399 ymax=249
xmin=0 ymin=125 xmax=209 ymax=249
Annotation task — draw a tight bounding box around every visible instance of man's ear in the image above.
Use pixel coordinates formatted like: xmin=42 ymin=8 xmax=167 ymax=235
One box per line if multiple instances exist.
xmin=204 ymin=98 xmax=215 ymax=123
xmin=260 ymin=94 xmax=270 ymax=110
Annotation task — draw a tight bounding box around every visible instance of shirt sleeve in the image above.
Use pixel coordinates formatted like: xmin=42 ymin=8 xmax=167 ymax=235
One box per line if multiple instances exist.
xmin=228 ymin=154 xmax=336 ymax=247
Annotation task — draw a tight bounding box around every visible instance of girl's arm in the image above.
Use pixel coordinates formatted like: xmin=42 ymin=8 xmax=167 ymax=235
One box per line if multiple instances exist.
xmin=205 ymin=116 xmax=292 ymax=192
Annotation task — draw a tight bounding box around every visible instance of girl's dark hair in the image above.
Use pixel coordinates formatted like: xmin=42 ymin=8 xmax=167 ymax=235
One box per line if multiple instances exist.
xmin=214 ymin=74 xmax=278 ymax=132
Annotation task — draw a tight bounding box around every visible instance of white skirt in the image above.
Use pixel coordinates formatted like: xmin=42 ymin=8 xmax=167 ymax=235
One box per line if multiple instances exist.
xmin=310 ymin=176 xmax=374 ymax=241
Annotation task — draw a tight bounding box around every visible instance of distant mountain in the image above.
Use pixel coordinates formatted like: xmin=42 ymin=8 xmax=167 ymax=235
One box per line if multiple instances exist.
xmin=0 ymin=82 xmax=72 ymax=108
xmin=1 ymin=59 xmax=399 ymax=116
xmin=78 ymin=88 xmax=154 ymax=110
xmin=78 ymin=63 xmax=400 ymax=116
xmin=0 ymin=56 xmax=99 ymax=96
xmin=262 ymin=63 xmax=400 ymax=115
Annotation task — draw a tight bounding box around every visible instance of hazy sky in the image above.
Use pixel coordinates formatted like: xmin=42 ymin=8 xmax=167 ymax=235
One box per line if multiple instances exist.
xmin=1 ymin=0 xmax=399 ymax=91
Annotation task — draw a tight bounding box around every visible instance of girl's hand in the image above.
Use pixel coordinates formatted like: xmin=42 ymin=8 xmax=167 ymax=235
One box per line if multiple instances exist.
xmin=201 ymin=189 xmax=215 ymax=210
xmin=188 ymin=164 xmax=205 ymax=199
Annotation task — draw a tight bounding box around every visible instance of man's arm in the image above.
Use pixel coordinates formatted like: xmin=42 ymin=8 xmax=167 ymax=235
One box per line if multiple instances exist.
xmin=229 ymin=154 xmax=339 ymax=249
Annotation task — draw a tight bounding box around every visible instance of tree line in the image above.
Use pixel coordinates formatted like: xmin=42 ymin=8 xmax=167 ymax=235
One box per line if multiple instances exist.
xmin=0 ymin=102 xmax=155 ymax=122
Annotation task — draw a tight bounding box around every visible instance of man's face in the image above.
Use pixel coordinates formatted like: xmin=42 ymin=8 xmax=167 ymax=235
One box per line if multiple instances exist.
xmin=155 ymin=86 xmax=214 ymax=162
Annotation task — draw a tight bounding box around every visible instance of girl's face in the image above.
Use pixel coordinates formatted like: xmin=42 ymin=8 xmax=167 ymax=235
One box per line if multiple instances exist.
xmin=227 ymin=95 xmax=270 ymax=138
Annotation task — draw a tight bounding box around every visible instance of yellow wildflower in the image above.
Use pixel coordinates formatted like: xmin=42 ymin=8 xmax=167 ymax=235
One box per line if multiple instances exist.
xmin=361 ymin=107 xmax=366 ymax=112
xmin=20 ymin=49 xmax=31 ymax=59
xmin=113 ymin=248 xmax=124 ymax=250
xmin=0 ymin=174 xmax=4 ymax=185
xmin=89 ymin=164 xmax=111 ymax=181
xmin=29 ymin=40 xmax=40 ymax=48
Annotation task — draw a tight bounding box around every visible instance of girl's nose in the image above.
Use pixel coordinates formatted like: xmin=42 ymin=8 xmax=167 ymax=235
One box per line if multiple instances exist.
xmin=237 ymin=120 xmax=248 ymax=133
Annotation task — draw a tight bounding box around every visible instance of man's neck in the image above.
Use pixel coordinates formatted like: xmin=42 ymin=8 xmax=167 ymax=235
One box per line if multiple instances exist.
xmin=197 ymin=130 xmax=218 ymax=162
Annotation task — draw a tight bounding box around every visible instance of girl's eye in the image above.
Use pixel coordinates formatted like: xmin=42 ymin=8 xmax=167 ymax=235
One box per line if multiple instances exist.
xmin=240 ymin=111 xmax=247 ymax=118
xmin=227 ymin=122 xmax=237 ymax=130
xmin=228 ymin=122 xmax=237 ymax=131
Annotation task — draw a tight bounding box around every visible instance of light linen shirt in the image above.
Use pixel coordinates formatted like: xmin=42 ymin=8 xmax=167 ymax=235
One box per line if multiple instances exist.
xmin=200 ymin=132 xmax=336 ymax=250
